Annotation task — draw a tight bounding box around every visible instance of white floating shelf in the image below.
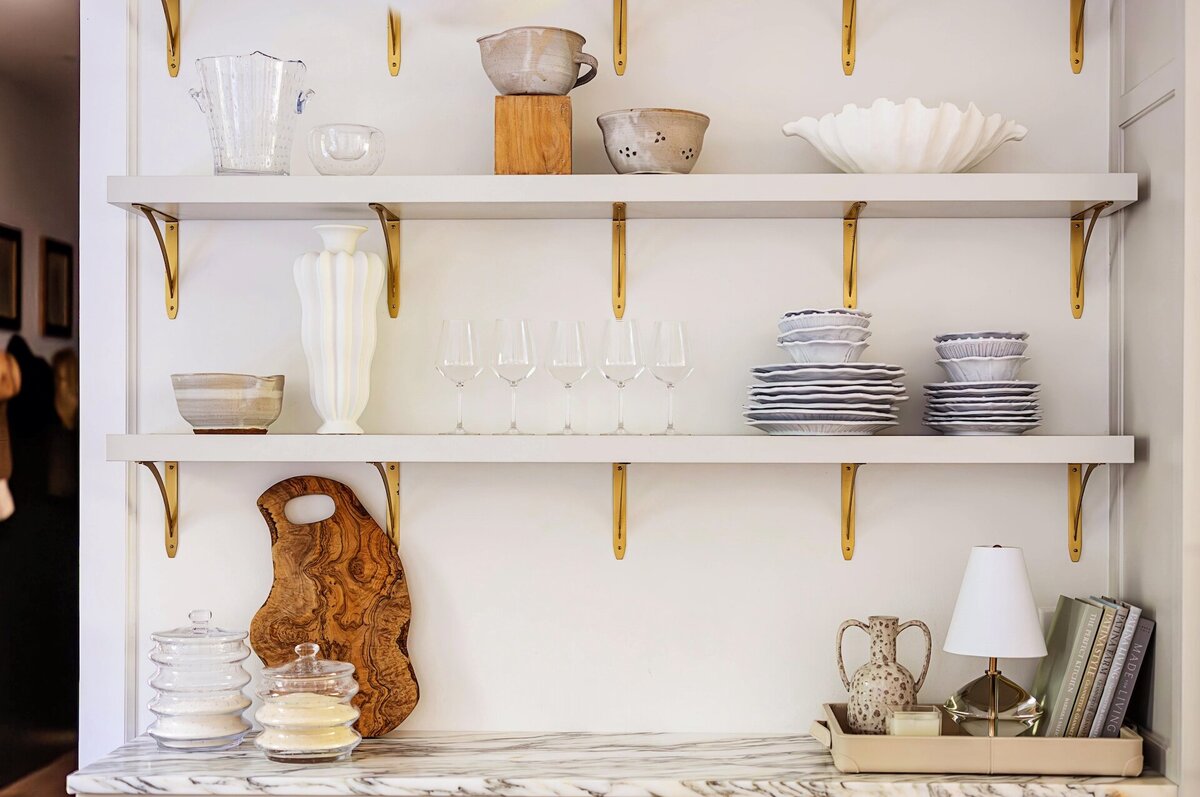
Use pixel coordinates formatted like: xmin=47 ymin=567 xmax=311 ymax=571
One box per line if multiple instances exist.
xmin=109 ymin=173 xmax=1137 ymax=220
xmin=108 ymin=434 xmax=1135 ymax=465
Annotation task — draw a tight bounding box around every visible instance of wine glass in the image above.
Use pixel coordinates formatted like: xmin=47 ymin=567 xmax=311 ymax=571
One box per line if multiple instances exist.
xmin=599 ymin=319 xmax=644 ymax=435
xmin=492 ymin=319 xmax=536 ymax=434
xmin=650 ymin=321 xmax=694 ymax=435
xmin=435 ymin=320 xmax=482 ymax=435
xmin=546 ymin=321 xmax=589 ymax=434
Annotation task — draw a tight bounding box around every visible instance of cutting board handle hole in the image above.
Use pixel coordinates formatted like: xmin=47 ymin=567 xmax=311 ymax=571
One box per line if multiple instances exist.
xmin=283 ymin=494 xmax=335 ymax=525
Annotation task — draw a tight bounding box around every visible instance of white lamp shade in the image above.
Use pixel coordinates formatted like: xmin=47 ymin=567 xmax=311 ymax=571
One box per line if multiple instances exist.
xmin=943 ymin=546 xmax=1048 ymax=659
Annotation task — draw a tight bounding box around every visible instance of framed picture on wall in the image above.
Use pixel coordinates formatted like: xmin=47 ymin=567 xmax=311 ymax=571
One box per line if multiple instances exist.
xmin=41 ymin=238 xmax=73 ymax=339
xmin=0 ymin=225 xmax=21 ymax=331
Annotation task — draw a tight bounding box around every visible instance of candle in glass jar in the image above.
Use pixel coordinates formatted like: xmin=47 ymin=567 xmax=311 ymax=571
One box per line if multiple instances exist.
xmin=886 ymin=705 xmax=942 ymax=736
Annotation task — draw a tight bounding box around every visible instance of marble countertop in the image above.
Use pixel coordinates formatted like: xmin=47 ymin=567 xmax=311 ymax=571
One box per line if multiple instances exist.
xmin=69 ymin=732 xmax=1175 ymax=797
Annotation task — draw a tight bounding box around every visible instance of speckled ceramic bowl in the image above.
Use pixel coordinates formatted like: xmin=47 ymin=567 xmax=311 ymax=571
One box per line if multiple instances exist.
xmin=597 ymin=108 xmax=710 ymax=174
xmin=171 ymin=373 xmax=284 ymax=434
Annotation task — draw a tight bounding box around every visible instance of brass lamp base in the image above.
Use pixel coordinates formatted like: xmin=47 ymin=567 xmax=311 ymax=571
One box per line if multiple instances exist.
xmin=943 ymin=659 xmax=1041 ymax=737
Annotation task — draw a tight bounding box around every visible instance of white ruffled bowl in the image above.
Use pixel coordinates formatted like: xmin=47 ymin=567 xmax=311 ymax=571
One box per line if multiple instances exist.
xmin=778 ymin=311 xmax=871 ymax=334
xmin=935 ymin=337 xmax=1028 ymax=360
xmin=781 ymin=340 xmax=869 ymax=364
xmin=937 ymin=356 xmax=1029 ymax=382
xmin=782 ymin=98 xmax=1027 ymax=174
xmin=778 ymin=325 xmax=872 ymax=344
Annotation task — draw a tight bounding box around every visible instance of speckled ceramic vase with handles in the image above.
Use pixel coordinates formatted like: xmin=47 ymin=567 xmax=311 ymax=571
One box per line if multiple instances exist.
xmin=836 ymin=615 xmax=932 ymax=734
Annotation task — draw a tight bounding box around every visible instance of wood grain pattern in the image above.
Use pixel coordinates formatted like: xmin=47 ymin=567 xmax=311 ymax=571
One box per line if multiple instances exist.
xmin=494 ymin=95 xmax=572 ymax=175
xmin=250 ymin=475 xmax=418 ymax=737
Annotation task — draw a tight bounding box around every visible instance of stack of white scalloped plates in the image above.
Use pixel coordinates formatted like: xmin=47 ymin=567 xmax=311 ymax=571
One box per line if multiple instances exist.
xmin=746 ymin=362 xmax=908 ymax=435
xmin=925 ymin=331 xmax=1040 ymax=435
xmin=922 ymin=381 xmax=1041 ymax=435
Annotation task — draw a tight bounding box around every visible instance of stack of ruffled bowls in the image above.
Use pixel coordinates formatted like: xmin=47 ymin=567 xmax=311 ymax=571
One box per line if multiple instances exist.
xmin=745 ymin=309 xmax=908 ymax=435
xmin=923 ymin=331 xmax=1040 ymax=435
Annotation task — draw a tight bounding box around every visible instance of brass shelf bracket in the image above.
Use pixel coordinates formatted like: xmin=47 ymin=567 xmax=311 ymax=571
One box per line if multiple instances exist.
xmin=134 ymin=204 xmax=180 ymax=319
xmin=370 ymin=203 xmax=401 ymax=318
xmin=161 ymin=0 xmax=181 ymax=77
xmin=614 ymin=0 xmax=628 ymax=75
xmin=371 ymin=462 xmax=401 ymax=545
xmin=1068 ymin=463 xmax=1101 ymax=562
xmin=842 ymin=0 xmax=857 ymax=75
xmin=843 ymin=202 xmax=866 ymax=309
xmin=841 ymin=463 xmax=861 ymax=560
xmin=612 ymin=202 xmax=627 ymax=319
xmin=1070 ymin=200 xmax=1111 ymax=319
xmin=387 ymin=7 xmax=401 ymax=76
xmin=138 ymin=461 xmax=180 ymax=558
xmin=613 ymin=463 xmax=628 ymax=560
xmin=1070 ymin=0 xmax=1085 ymax=74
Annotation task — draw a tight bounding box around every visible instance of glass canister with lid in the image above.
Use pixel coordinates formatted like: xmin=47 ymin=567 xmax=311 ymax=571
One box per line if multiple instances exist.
xmin=148 ymin=609 xmax=253 ymax=751
xmin=255 ymin=643 xmax=361 ymax=763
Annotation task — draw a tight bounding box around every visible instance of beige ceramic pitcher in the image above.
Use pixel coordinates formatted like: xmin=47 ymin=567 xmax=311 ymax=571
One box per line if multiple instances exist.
xmin=836 ymin=615 xmax=932 ymax=734
xmin=477 ymin=27 xmax=599 ymax=96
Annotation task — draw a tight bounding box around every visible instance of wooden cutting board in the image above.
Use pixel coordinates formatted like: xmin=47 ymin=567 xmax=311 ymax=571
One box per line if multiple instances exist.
xmin=250 ymin=475 xmax=419 ymax=737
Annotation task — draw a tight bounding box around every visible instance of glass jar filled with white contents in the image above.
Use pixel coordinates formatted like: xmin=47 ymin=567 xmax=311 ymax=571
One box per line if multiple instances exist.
xmin=148 ymin=610 xmax=253 ymax=751
xmin=255 ymin=643 xmax=361 ymax=763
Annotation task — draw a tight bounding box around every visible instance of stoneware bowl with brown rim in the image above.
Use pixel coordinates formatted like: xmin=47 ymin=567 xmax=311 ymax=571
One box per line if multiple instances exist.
xmin=171 ymin=373 xmax=284 ymax=434
xmin=597 ymin=108 xmax=710 ymax=174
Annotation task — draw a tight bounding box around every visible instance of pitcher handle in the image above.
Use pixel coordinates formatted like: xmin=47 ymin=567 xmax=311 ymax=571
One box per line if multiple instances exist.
xmin=188 ymin=88 xmax=208 ymax=113
xmin=898 ymin=619 xmax=933 ymax=693
xmin=835 ymin=619 xmax=869 ymax=691
xmin=296 ymin=89 xmax=315 ymax=114
xmin=573 ymin=51 xmax=599 ymax=88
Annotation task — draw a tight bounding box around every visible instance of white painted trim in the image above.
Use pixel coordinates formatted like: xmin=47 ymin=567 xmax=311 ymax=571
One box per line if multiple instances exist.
xmin=78 ymin=0 xmax=137 ymax=765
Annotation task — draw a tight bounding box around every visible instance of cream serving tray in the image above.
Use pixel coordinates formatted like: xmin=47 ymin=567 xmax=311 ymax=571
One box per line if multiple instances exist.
xmin=812 ymin=703 xmax=1144 ymax=776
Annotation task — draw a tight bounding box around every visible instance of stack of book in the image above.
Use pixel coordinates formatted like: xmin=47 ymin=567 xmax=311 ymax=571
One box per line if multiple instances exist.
xmin=1031 ymin=595 xmax=1155 ymax=737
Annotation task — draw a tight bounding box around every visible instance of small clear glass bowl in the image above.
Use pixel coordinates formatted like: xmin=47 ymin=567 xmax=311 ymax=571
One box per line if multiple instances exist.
xmin=308 ymin=124 xmax=385 ymax=176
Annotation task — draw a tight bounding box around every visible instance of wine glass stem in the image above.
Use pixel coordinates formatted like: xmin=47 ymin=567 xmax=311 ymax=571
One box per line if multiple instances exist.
xmin=564 ymin=384 xmax=574 ymax=434
xmin=509 ymin=383 xmax=519 ymax=433
xmin=666 ymin=384 xmax=676 ymax=434
xmin=455 ymin=383 xmax=465 ymax=434
xmin=617 ymin=384 xmax=626 ymax=434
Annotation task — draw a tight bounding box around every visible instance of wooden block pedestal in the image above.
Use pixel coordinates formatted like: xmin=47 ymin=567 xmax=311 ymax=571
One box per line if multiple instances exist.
xmin=494 ymin=95 xmax=572 ymax=175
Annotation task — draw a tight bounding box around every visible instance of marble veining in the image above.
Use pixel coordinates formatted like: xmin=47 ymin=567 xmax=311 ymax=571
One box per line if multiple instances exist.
xmin=68 ymin=732 xmax=1175 ymax=797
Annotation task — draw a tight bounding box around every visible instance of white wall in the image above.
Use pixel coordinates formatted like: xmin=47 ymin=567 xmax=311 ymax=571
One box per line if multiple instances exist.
xmin=0 ymin=74 xmax=79 ymax=358
xmin=82 ymin=0 xmax=1122 ymax=763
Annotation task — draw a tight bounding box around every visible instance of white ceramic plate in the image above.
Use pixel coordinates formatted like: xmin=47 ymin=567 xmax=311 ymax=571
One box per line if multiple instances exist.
xmin=747 ymin=420 xmax=899 ymax=436
xmin=778 ymin=325 xmax=872 ymax=344
xmin=921 ymin=405 xmax=1036 ymax=417
xmin=745 ymin=409 xmax=898 ymax=422
xmin=933 ymin=331 xmax=1029 ymax=343
xmin=750 ymin=381 xmax=906 ymax=393
xmin=779 ymin=339 xmax=870 ymax=363
xmin=748 ymin=394 xmax=903 ymax=406
xmin=936 ymin=356 xmax=1029 ymax=382
xmin=925 ymin=420 xmax=1041 ymax=435
xmin=923 ymin=411 xmax=1042 ymax=420
xmin=924 ymin=380 xmax=1038 ymax=391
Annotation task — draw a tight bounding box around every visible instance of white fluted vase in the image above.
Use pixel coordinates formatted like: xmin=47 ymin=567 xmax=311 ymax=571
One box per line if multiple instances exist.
xmin=294 ymin=225 xmax=384 ymax=434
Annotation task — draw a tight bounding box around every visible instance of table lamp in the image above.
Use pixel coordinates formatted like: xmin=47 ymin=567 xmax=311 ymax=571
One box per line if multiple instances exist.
xmin=943 ymin=545 xmax=1048 ymax=737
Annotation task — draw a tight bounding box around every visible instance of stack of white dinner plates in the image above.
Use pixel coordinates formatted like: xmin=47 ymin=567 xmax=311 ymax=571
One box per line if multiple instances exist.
xmin=924 ymin=331 xmax=1040 ymax=435
xmin=746 ymin=362 xmax=908 ymax=435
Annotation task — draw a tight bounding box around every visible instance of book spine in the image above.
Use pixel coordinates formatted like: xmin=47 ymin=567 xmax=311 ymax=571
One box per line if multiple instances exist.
xmin=1080 ymin=608 xmax=1126 ymax=734
xmin=1050 ymin=608 xmax=1101 ymax=737
xmin=1102 ymin=617 xmax=1155 ymax=737
xmin=1091 ymin=605 xmax=1142 ymax=737
xmin=1066 ymin=608 xmax=1112 ymax=737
